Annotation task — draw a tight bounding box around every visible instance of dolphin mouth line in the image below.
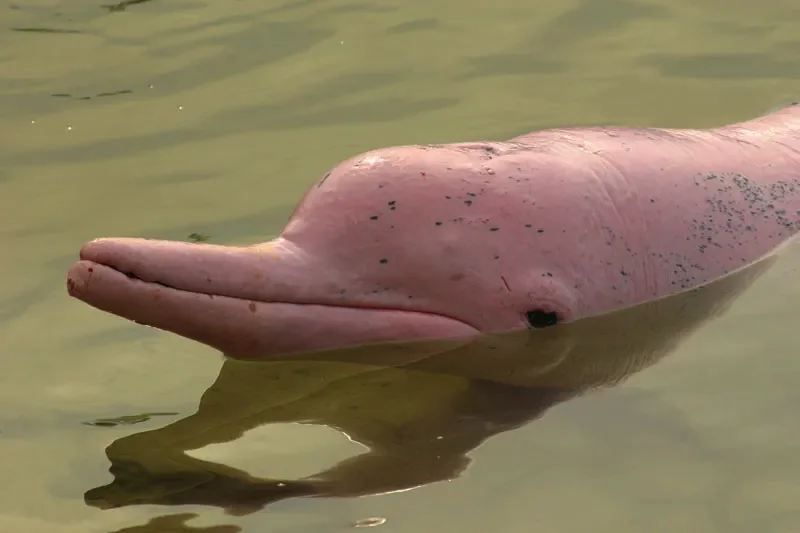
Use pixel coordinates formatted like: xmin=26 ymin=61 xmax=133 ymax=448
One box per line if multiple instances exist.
xmin=82 ymin=261 xmax=483 ymax=332
xmin=119 ymin=268 xmax=177 ymax=289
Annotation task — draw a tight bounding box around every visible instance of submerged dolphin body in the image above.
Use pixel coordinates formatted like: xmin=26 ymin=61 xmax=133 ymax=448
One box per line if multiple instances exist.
xmin=66 ymin=103 xmax=800 ymax=359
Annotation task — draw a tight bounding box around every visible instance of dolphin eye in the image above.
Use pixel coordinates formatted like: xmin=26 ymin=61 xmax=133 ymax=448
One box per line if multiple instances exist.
xmin=525 ymin=309 xmax=559 ymax=328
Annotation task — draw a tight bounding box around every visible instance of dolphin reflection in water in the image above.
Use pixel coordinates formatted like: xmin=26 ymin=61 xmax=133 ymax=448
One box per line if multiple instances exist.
xmin=85 ymin=255 xmax=774 ymax=516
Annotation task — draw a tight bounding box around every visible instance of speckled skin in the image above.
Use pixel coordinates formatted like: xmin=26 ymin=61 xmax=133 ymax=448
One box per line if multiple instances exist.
xmin=67 ymin=103 xmax=800 ymax=359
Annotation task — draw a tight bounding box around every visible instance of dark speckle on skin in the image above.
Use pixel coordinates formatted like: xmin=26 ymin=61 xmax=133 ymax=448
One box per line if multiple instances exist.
xmin=379 ymin=258 xmax=388 ymax=264
xmin=370 ymin=215 xmax=379 ymax=220
xmin=435 ymin=221 xmax=442 ymax=226
xmin=602 ymin=225 xmax=616 ymax=245
xmin=658 ymin=171 xmax=800 ymax=291
xmin=464 ymin=200 xmax=473 ymax=206
xmin=388 ymin=200 xmax=397 ymax=211
xmin=489 ymin=227 xmax=499 ymax=231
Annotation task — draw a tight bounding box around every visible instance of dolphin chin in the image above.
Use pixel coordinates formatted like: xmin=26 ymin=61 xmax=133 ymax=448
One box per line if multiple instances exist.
xmin=66 ymin=239 xmax=480 ymax=359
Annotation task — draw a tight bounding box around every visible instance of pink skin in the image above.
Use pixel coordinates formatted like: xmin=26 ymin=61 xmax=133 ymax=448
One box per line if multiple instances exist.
xmin=67 ymin=103 xmax=800 ymax=359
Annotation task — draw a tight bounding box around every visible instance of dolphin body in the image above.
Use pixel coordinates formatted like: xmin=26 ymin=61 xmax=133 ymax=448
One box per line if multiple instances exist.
xmin=66 ymin=103 xmax=800 ymax=359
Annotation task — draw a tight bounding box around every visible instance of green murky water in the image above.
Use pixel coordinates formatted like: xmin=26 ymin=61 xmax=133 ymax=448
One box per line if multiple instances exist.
xmin=2 ymin=0 xmax=800 ymax=531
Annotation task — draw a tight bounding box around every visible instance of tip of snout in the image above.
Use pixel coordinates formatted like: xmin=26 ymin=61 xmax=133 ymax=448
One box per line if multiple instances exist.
xmin=68 ymin=238 xmax=143 ymax=301
xmin=66 ymin=259 xmax=94 ymax=300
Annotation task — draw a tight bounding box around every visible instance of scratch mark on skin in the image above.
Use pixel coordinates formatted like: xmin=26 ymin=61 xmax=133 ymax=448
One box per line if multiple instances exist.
xmin=775 ymin=141 xmax=800 ymax=158
xmin=317 ymin=171 xmax=332 ymax=188
xmin=501 ymin=276 xmax=511 ymax=291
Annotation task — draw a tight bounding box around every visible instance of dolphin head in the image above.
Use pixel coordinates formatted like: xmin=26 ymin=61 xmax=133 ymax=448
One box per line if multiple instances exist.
xmin=67 ymin=143 xmax=581 ymax=359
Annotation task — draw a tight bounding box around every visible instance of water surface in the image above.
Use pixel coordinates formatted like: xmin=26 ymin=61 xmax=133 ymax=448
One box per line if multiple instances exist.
xmin=2 ymin=0 xmax=800 ymax=531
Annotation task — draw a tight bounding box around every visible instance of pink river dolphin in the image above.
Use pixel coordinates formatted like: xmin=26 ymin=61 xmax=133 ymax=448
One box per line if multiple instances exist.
xmin=67 ymin=102 xmax=800 ymax=359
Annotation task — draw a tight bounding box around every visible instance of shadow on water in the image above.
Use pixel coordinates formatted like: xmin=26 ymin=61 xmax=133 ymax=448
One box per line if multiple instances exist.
xmin=107 ymin=512 xmax=240 ymax=533
xmin=84 ymin=255 xmax=775 ymax=520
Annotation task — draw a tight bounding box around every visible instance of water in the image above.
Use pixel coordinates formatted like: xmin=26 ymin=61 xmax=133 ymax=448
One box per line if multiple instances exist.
xmin=2 ymin=0 xmax=800 ymax=531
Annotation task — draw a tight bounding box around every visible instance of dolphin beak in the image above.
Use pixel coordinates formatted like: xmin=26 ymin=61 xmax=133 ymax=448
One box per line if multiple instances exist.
xmin=66 ymin=238 xmax=479 ymax=359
